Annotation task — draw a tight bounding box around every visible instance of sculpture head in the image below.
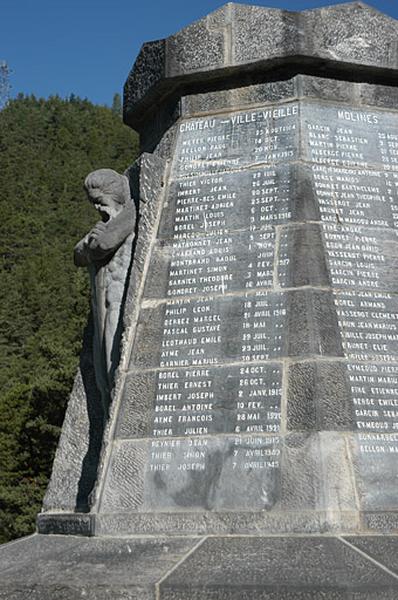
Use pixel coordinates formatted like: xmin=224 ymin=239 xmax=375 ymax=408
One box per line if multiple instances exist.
xmin=84 ymin=169 xmax=130 ymax=222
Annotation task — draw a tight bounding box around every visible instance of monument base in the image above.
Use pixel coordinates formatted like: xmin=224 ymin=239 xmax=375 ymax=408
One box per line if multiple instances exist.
xmin=1 ymin=533 xmax=398 ymax=599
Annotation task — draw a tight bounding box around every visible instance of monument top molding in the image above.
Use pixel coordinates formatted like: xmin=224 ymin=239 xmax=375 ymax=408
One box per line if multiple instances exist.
xmin=124 ymin=2 xmax=398 ymax=129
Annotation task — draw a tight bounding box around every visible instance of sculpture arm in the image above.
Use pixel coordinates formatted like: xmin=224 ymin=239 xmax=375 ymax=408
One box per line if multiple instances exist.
xmin=73 ymin=203 xmax=136 ymax=267
xmin=93 ymin=205 xmax=136 ymax=252
xmin=74 ymin=236 xmax=91 ymax=267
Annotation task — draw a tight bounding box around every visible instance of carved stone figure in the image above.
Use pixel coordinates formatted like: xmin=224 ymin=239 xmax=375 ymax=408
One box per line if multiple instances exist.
xmin=74 ymin=168 xmax=136 ymax=405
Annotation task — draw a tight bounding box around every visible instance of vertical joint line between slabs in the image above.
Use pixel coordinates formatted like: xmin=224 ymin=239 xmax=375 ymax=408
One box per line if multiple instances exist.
xmin=343 ymin=434 xmax=361 ymax=514
xmin=225 ymin=3 xmax=233 ymax=66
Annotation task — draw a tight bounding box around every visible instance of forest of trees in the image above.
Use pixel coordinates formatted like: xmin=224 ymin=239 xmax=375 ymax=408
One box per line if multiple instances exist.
xmin=0 ymin=94 xmax=138 ymax=543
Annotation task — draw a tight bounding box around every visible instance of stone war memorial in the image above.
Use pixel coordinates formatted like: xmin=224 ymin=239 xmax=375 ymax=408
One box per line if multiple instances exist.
xmin=2 ymin=2 xmax=398 ymax=598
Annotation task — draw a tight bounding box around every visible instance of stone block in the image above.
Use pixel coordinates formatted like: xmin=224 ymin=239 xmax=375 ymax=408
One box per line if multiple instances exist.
xmin=279 ymin=223 xmax=329 ymax=288
xmin=344 ymin=536 xmax=398 ymax=573
xmin=181 ymin=79 xmax=297 ymax=117
xmin=166 ymin=9 xmax=227 ymax=77
xmin=287 ymin=360 xmax=353 ymax=431
xmin=116 ymin=362 xmax=282 ymax=440
xmin=304 ymin=2 xmax=398 ymax=69
xmin=232 ymin=4 xmax=300 ymax=65
xmin=159 ymin=536 xmax=398 ymax=599
xmin=280 ymin=432 xmax=357 ymax=513
xmin=350 ymin=433 xmax=398 ymax=512
xmin=100 ymin=435 xmax=281 ymax=514
xmin=0 ymin=534 xmax=197 ymax=600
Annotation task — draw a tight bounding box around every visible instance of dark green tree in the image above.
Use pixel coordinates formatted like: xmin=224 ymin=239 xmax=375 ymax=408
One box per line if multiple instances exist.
xmin=111 ymin=92 xmax=122 ymax=118
xmin=0 ymin=94 xmax=138 ymax=543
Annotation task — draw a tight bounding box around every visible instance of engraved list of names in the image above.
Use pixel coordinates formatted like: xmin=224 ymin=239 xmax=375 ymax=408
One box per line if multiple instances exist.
xmin=120 ymin=99 xmax=398 ymax=510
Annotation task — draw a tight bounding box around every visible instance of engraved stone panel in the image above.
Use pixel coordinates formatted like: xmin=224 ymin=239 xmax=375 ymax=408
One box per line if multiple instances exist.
xmin=99 ymin=98 xmax=398 ymax=527
xmin=117 ymin=363 xmax=282 ymax=439
xmin=173 ymin=103 xmax=299 ymax=178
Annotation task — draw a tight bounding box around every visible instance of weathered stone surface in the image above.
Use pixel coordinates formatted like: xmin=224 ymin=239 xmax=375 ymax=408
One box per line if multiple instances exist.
xmin=96 ymin=510 xmax=360 ymax=537
xmin=232 ymin=4 xmax=299 ymax=65
xmin=280 ymin=432 xmax=357 ymax=514
xmin=97 ymin=432 xmax=356 ymax=525
xmin=116 ymin=362 xmax=282 ymax=439
xmin=344 ymin=536 xmax=398 ymax=573
xmin=362 ymin=512 xmax=398 ymax=533
xmin=181 ymin=79 xmax=297 ymax=116
xmin=303 ymin=2 xmax=398 ymax=68
xmin=0 ymin=534 xmax=197 ymax=600
xmin=124 ymin=3 xmax=398 ymax=129
xmin=2 ymin=535 xmax=398 ymax=599
xmin=350 ymin=434 xmax=398 ymax=513
xmin=100 ymin=435 xmax=281 ymax=513
xmin=41 ymin=316 xmax=104 ymax=512
xmin=42 ymin=153 xmax=166 ymax=516
xmin=181 ymin=75 xmax=398 ymax=119
xmin=166 ymin=8 xmax=227 ymax=77
xmin=159 ymin=536 xmax=398 ymax=599
xmin=287 ymin=361 xmax=353 ymax=431
xmin=33 ymin=2 xmax=398 ymax=570
xmin=37 ymin=513 xmax=94 ymax=536
xmin=123 ymin=39 xmax=166 ymax=123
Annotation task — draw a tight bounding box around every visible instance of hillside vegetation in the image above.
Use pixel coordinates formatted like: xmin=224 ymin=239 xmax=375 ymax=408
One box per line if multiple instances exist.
xmin=0 ymin=95 xmax=138 ymax=543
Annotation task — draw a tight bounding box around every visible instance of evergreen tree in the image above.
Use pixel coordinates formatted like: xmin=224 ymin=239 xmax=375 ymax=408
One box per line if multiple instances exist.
xmin=111 ymin=93 xmax=122 ymax=118
xmin=0 ymin=62 xmax=11 ymax=110
xmin=0 ymin=94 xmax=138 ymax=543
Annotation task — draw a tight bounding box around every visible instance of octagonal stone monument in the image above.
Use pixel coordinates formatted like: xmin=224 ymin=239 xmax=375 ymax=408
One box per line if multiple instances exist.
xmin=2 ymin=3 xmax=398 ymax=598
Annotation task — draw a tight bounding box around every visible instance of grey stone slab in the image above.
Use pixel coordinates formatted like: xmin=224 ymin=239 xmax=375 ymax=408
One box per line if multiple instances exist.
xmin=334 ymin=290 xmax=398 ymax=362
xmin=182 ymin=78 xmax=398 ymax=118
xmin=300 ymin=75 xmax=359 ymax=105
xmin=301 ymin=101 xmax=398 ymax=171
xmin=138 ymin=98 xmax=181 ymax=155
xmin=0 ymin=535 xmax=79 ymax=576
xmin=129 ymin=289 xmax=344 ymax=371
xmin=232 ymin=4 xmax=300 ymax=65
xmin=173 ymin=102 xmax=299 ymax=178
xmin=129 ymin=292 xmax=287 ymax=370
xmin=350 ymin=433 xmax=398 ymax=512
xmin=287 ymin=360 xmax=353 ymax=431
xmin=181 ymin=79 xmax=297 ymax=117
xmin=345 ymin=362 xmax=398 ymax=435
xmin=289 ymin=359 xmax=398 ymax=433
xmin=279 ymin=223 xmax=330 ymax=288
xmin=99 ymin=432 xmax=356 ymax=518
xmin=362 ymin=512 xmax=398 ymax=533
xmin=322 ymin=223 xmax=398 ymax=292
xmin=309 ymin=165 xmax=398 ymax=231
xmin=0 ymin=534 xmax=198 ymax=600
xmin=280 ymin=432 xmax=357 ymax=514
xmin=145 ymin=229 xmax=278 ymax=300
xmin=100 ymin=435 xmax=281 ymax=513
xmin=159 ymin=536 xmax=398 ymax=599
xmin=96 ymin=510 xmax=360 ymax=537
xmin=287 ymin=289 xmax=344 ymax=358
xmin=304 ymin=2 xmax=398 ymax=69
xmin=37 ymin=513 xmax=94 ymax=536
xmin=41 ymin=315 xmax=104 ymax=513
xmin=123 ymin=39 xmax=166 ymax=125
xmin=344 ymin=536 xmax=398 ymax=575
xmin=159 ymin=163 xmax=317 ymax=241
xmin=166 ymin=9 xmax=227 ymax=78
xmin=116 ymin=363 xmax=282 ymax=439
xmin=360 ymin=83 xmax=398 ymax=110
